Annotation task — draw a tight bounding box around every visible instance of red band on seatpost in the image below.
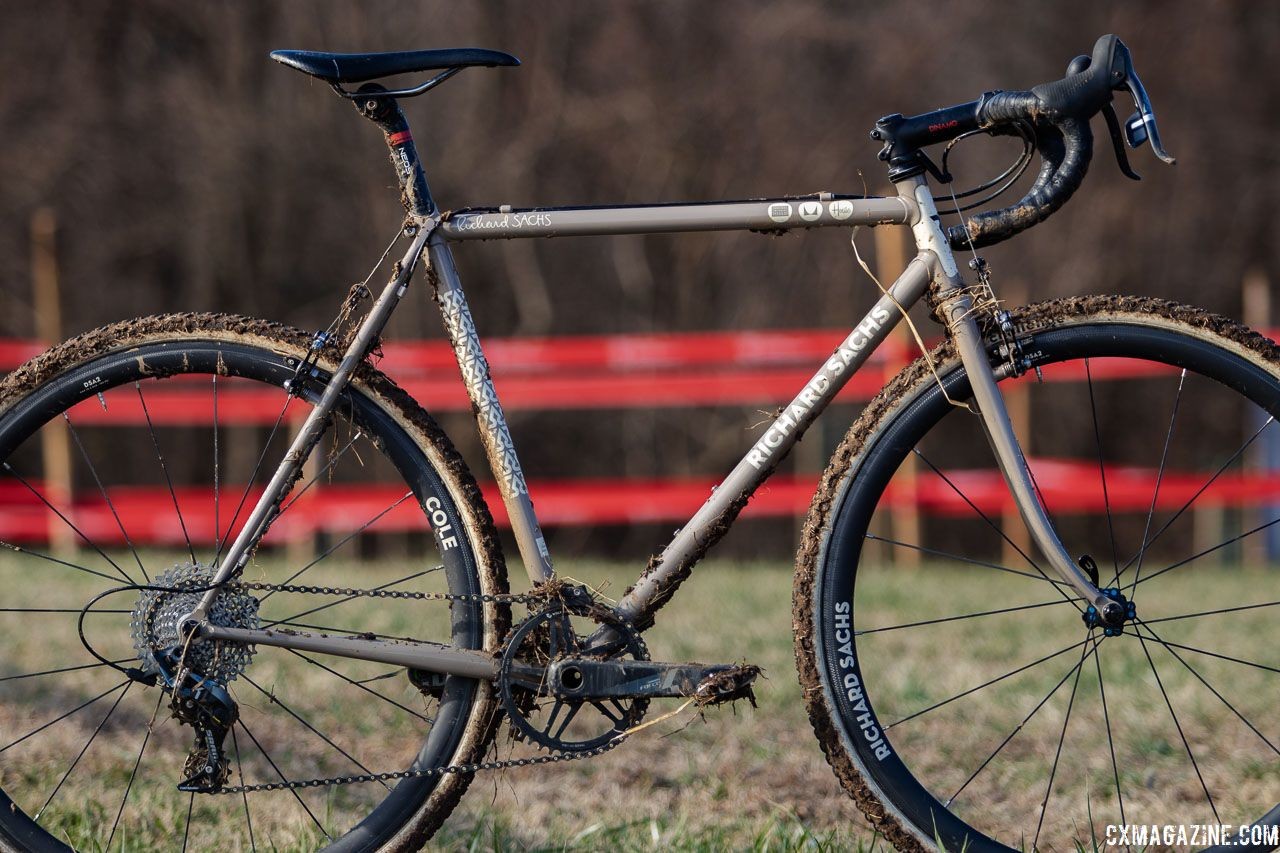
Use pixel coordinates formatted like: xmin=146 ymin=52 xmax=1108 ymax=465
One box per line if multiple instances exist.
xmin=389 ymin=130 xmax=413 ymax=147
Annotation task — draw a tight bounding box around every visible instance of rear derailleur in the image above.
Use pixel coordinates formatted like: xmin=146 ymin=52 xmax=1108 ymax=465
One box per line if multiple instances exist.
xmin=152 ymin=646 xmax=239 ymax=793
xmin=498 ymin=583 xmax=761 ymax=754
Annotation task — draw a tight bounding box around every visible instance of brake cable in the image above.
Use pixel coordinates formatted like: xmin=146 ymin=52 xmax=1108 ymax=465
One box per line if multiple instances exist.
xmin=938 ymin=121 xmax=1037 ymax=214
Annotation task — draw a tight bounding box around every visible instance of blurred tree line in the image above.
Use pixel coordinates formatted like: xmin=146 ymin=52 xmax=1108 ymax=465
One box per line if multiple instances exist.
xmin=1 ymin=1 xmax=1277 ymax=557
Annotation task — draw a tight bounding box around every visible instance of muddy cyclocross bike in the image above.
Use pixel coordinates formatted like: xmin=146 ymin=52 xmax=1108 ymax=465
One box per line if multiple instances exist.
xmin=0 ymin=32 xmax=1275 ymax=852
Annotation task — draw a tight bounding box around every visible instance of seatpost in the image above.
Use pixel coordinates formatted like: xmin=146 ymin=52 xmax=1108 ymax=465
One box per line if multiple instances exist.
xmin=354 ymin=84 xmax=437 ymax=219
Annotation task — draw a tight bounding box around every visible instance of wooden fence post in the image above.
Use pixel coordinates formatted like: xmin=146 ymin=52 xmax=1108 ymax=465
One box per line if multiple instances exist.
xmin=1242 ymin=267 xmax=1275 ymax=567
xmin=875 ymin=219 xmax=919 ymax=569
xmin=1001 ymin=280 xmax=1033 ymax=571
xmin=31 ymin=208 xmax=75 ymax=556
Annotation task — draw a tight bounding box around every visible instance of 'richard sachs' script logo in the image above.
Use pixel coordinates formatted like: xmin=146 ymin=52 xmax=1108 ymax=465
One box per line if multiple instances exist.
xmin=453 ymin=212 xmax=553 ymax=232
xmin=834 ymin=600 xmax=892 ymax=761
xmin=745 ymin=306 xmax=892 ymax=469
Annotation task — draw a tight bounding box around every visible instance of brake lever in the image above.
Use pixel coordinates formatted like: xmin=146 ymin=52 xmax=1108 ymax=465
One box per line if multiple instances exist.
xmin=1102 ymin=103 xmax=1142 ymax=180
xmin=1120 ymin=63 xmax=1176 ymax=164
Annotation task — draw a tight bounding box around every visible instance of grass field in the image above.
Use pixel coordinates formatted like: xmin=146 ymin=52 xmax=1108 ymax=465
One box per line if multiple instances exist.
xmin=0 ymin=553 xmax=1275 ymax=851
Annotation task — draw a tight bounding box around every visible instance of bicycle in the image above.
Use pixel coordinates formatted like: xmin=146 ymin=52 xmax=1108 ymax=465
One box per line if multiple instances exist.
xmin=0 ymin=31 xmax=1274 ymax=851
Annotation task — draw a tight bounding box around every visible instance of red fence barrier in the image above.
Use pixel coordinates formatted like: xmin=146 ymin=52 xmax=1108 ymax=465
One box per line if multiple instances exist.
xmin=0 ymin=330 xmax=1276 ymax=544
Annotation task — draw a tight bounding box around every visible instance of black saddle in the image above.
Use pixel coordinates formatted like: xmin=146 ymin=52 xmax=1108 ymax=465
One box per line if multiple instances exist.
xmin=270 ymin=48 xmax=519 ymax=84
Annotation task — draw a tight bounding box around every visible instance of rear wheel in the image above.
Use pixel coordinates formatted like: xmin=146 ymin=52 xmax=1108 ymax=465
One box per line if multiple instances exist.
xmin=0 ymin=314 xmax=507 ymax=851
xmin=796 ymin=297 xmax=1280 ymax=850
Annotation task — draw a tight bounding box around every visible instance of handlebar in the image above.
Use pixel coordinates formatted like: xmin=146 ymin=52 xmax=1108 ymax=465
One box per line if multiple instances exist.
xmin=870 ymin=34 xmax=1173 ymax=250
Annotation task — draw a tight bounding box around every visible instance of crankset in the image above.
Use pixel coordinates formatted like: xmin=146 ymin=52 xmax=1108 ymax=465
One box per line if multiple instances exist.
xmin=499 ymin=583 xmax=761 ymax=753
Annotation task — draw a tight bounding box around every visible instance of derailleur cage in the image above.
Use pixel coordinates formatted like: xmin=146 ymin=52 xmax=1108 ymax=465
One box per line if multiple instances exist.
xmin=154 ymin=647 xmax=239 ymax=793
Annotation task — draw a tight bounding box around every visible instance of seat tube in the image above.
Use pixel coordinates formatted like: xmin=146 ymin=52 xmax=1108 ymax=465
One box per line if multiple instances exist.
xmin=425 ymin=231 xmax=556 ymax=585
xmin=899 ymin=176 xmax=1119 ymax=618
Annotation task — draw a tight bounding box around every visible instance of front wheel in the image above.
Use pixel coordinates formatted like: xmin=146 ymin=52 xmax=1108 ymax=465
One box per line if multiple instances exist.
xmin=0 ymin=314 xmax=508 ymax=852
xmin=796 ymin=297 xmax=1280 ymax=850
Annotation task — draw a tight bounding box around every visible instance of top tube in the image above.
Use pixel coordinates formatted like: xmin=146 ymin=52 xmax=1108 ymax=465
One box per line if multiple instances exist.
xmin=438 ymin=195 xmax=915 ymax=240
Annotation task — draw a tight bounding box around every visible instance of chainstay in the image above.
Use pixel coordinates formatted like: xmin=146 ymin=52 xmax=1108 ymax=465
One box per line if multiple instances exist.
xmin=204 ymin=578 xmax=618 ymax=793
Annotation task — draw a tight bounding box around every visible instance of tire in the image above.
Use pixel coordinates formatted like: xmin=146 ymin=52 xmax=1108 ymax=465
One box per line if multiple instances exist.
xmin=0 ymin=314 xmax=509 ymax=852
xmin=795 ymin=297 xmax=1280 ymax=851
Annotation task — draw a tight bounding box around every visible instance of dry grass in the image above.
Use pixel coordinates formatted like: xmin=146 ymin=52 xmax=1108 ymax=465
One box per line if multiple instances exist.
xmin=0 ymin=553 xmax=1275 ymax=851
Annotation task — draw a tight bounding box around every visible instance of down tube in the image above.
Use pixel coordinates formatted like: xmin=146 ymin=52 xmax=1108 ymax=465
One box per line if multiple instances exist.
xmin=615 ymin=253 xmax=935 ymax=628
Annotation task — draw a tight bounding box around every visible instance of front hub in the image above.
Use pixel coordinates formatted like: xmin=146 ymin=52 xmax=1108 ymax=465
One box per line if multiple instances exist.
xmin=1082 ymin=587 xmax=1136 ymax=637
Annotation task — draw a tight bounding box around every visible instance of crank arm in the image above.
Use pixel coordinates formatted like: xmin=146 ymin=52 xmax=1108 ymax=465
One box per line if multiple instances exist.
xmin=545 ymin=658 xmax=760 ymax=702
xmin=202 ymin=624 xmax=500 ymax=679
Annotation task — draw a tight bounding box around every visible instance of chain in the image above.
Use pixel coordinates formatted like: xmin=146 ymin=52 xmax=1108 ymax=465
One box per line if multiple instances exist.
xmin=203 ymin=578 xmax=617 ymax=794
xmin=230 ymin=579 xmax=536 ymax=607
xmin=214 ymin=740 xmax=618 ymax=795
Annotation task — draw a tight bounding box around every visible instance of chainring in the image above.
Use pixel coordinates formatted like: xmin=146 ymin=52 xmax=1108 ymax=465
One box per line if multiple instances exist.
xmin=499 ymin=597 xmax=649 ymax=752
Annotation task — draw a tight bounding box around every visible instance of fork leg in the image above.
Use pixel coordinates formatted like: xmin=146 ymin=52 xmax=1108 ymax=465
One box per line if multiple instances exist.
xmin=903 ymin=176 xmax=1121 ymax=623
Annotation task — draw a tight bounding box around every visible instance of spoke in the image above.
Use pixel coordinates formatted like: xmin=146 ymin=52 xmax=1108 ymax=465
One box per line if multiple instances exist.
xmin=1033 ymin=632 xmax=1089 ymax=849
xmin=855 ymin=598 xmax=1067 ymax=636
xmin=1137 ymin=619 xmax=1280 ymax=756
xmin=888 ymin=638 xmax=1090 ymax=729
xmin=65 ymin=414 xmax=148 ymax=582
xmin=262 ymin=565 xmax=443 ymax=630
xmin=0 ymin=540 xmax=123 ymax=584
xmin=237 ymin=720 xmax=331 ymax=842
xmin=1086 ymin=361 xmax=1123 ymax=587
xmin=241 ymin=674 xmax=389 ymax=789
xmin=1117 ymin=415 xmax=1275 ymax=586
xmin=136 ymin=382 xmax=196 ymax=565
xmin=1128 ymin=369 xmax=1185 ymax=596
xmin=231 ymin=727 xmax=257 ymax=853
xmin=864 ymin=533 xmax=1069 ymax=586
xmin=257 ymin=490 xmax=413 ymax=602
xmin=1138 ymin=514 xmax=1280 ymax=588
xmin=0 ymin=607 xmax=129 ymax=614
xmin=1094 ymin=641 xmax=1127 ymax=834
xmin=1144 ymin=598 xmax=1280 ymax=625
xmin=915 ymin=450 xmax=1045 ymax=576
xmin=0 ymin=680 xmax=129 ymax=754
xmin=947 ymin=637 xmax=1098 ymax=807
xmin=277 ymin=430 xmax=364 ymax=516
xmin=213 ymin=373 xmax=221 ymax=558
xmin=914 ymin=450 xmax=1082 ymax=614
xmin=213 ymin=393 xmax=294 ymax=567
xmin=1128 ymin=631 xmax=1280 ymax=676
xmin=106 ymin=691 xmax=164 ymax=851
xmin=1135 ymin=626 xmax=1219 ymax=822
xmin=36 ymin=682 xmax=133 ymax=819
xmin=287 ymin=650 xmax=433 ymax=723
xmin=354 ymin=669 xmax=404 ymax=685
xmin=181 ymin=790 xmax=195 ymax=853
xmin=272 ymin=619 xmax=429 ymax=646
xmin=2 ymin=464 xmax=133 ymax=584
xmin=0 ymin=658 xmax=132 ymax=684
